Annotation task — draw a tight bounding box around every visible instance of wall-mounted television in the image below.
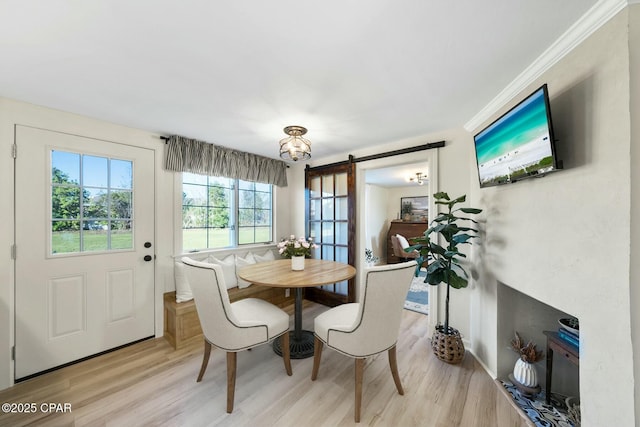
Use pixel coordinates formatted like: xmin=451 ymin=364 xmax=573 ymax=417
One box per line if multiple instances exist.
xmin=473 ymin=84 xmax=561 ymax=188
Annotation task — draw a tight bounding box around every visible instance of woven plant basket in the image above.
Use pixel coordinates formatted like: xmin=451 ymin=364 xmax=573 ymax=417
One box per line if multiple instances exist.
xmin=431 ymin=325 xmax=465 ymax=364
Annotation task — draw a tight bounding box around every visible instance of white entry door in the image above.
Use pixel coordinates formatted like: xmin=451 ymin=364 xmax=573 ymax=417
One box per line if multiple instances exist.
xmin=15 ymin=126 xmax=155 ymax=380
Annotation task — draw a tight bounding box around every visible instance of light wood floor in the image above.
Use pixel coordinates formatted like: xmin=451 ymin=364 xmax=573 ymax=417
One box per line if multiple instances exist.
xmin=0 ymin=303 xmax=528 ymax=427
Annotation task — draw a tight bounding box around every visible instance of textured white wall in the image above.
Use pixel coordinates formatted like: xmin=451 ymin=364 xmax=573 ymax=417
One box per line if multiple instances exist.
xmin=628 ymin=5 xmax=640 ymax=424
xmin=469 ymin=9 xmax=635 ymax=426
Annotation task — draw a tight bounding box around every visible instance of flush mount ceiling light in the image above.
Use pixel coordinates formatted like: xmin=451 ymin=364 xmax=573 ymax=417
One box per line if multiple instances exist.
xmin=410 ymin=172 xmax=427 ymax=185
xmin=279 ymin=125 xmax=311 ymax=161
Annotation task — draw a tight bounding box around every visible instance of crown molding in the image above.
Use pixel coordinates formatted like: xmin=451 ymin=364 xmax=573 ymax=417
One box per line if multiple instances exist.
xmin=464 ymin=0 xmax=629 ymax=132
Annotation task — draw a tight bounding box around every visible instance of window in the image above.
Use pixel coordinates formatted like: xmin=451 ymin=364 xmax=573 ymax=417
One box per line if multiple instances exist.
xmin=51 ymin=150 xmax=133 ymax=254
xmin=182 ymin=173 xmax=272 ymax=251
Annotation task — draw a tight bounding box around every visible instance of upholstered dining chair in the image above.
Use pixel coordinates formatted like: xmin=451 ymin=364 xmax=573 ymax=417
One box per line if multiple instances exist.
xmin=391 ymin=234 xmax=419 ymax=261
xmin=311 ymin=261 xmax=416 ymax=422
xmin=181 ymin=257 xmax=292 ymax=413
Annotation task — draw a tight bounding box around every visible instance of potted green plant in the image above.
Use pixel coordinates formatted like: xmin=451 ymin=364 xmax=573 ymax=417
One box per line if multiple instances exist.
xmin=407 ymin=192 xmax=482 ymax=363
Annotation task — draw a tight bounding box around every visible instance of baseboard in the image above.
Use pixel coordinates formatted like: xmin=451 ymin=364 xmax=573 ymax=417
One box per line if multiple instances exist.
xmin=466 ymin=346 xmax=497 ymax=379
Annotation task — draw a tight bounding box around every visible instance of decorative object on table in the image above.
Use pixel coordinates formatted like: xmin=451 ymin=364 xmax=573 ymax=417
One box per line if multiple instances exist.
xmin=364 ymin=248 xmax=379 ymax=266
xmin=277 ymin=235 xmax=317 ymax=271
xmin=407 ymin=192 xmax=482 ymax=364
xmin=510 ymin=332 xmax=544 ymax=395
xmin=557 ymin=317 xmax=580 ymax=348
xmin=400 ymin=196 xmax=429 ymax=221
xmin=279 ymin=125 xmax=311 ymax=161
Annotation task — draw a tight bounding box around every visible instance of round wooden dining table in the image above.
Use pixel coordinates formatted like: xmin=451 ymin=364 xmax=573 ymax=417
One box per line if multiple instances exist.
xmin=238 ymin=258 xmax=356 ymax=359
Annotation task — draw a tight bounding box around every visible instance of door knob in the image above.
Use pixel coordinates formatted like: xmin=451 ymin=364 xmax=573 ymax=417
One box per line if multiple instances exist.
xmin=144 ymin=255 xmax=153 ymax=262
xmin=144 ymin=242 xmax=152 ymax=248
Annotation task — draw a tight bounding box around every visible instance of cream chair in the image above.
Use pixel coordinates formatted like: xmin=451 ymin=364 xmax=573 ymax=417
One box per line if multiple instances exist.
xmin=391 ymin=234 xmax=419 ymax=261
xmin=181 ymin=257 xmax=292 ymax=413
xmin=311 ymin=261 xmax=416 ymax=422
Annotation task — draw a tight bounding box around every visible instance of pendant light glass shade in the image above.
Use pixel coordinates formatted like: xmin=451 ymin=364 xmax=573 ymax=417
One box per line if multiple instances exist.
xmin=279 ymin=125 xmax=311 ymax=161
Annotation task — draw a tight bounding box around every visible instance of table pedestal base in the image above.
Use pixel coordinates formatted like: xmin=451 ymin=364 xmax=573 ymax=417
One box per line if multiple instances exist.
xmin=273 ymin=330 xmax=315 ymax=359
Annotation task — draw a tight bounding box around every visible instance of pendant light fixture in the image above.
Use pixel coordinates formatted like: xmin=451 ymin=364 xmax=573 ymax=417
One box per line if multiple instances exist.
xmin=410 ymin=172 xmax=426 ymax=185
xmin=279 ymin=125 xmax=311 ymax=161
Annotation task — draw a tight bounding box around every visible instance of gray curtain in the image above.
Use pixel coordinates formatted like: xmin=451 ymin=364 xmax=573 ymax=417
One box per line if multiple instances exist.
xmin=163 ymin=135 xmax=288 ymax=187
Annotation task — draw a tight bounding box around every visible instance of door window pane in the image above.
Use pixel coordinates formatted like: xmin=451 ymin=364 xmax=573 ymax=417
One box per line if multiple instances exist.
xmin=110 ymin=191 xmax=132 ymax=219
xmin=111 ymin=160 xmax=132 ymax=189
xmin=310 ymin=222 xmax=321 ymax=242
xmin=52 ymin=151 xmax=80 ymax=184
xmin=322 ymin=245 xmax=334 ymax=260
xmin=335 ymin=173 xmax=347 ymax=196
xmin=51 ymin=221 xmax=80 ymax=254
xmin=50 ymin=150 xmax=134 ymax=255
xmin=336 ymin=197 xmax=348 ymax=220
xmin=336 ymin=222 xmax=348 ymax=245
xmin=82 ymin=156 xmax=108 ymax=188
xmin=111 ymin=221 xmax=133 ymax=250
xmin=322 ymin=175 xmax=334 ymax=196
xmin=322 ymin=223 xmax=334 ymax=244
xmin=336 ymin=246 xmax=348 ymax=263
xmin=310 ymin=177 xmax=321 ymax=198
xmin=322 ymin=199 xmax=334 ymax=220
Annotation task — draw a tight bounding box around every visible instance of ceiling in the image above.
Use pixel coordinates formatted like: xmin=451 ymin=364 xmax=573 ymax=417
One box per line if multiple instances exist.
xmin=365 ymin=163 xmax=428 ymax=188
xmin=0 ymin=0 xmax=600 ymax=163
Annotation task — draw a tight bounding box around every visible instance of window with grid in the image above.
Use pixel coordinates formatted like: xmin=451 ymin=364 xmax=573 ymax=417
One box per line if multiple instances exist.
xmin=51 ymin=150 xmax=133 ymax=254
xmin=182 ymin=173 xmax=272 ymax=251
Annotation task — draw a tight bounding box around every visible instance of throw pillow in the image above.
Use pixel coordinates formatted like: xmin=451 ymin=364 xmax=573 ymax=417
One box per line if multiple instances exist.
xmin=207 ymin=254 xmax=237 ymax=289
xmin=174 ymin=262 xmax=193 ymax=303
xmin=254 ymin=249 xmax=275 ymax=263
xmin=396 ymin=234 xmax=410 ymax=249
xmin=235 ymin=252 xmax=256 ymax=289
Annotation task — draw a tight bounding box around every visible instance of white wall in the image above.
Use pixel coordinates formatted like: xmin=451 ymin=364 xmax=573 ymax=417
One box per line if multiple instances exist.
xmin=386 ymin=184 xmax=430 ymax=222
xmin=0 ymin=97 xmax=295 ymax=390
xmin=364 ymin=184 xmax=388 ymax=264
xmin=469 ymin=9 xmax=635 ymax=426
xmin=628 ymin=5 xmax=640 ymax=424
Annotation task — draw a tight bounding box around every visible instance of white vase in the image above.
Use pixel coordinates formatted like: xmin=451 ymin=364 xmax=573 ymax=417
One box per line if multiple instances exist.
xmin=513 ymin=358 xmax=538 ymax=387
xmin=291 ymin=256 xmax=305 ymax=271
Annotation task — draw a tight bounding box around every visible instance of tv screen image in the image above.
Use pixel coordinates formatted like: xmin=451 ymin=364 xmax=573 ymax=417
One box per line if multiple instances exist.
xmin=473 ymin=84 xmax=559 ymax=188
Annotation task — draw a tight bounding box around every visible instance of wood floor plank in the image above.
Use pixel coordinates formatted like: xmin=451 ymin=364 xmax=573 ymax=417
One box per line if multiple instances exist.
xmin=0 ymin=303 xmax=528 ymax=427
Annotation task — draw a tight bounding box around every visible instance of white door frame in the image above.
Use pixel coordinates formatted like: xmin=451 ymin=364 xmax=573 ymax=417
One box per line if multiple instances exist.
xmin=355 ymin=147 xmax=439 ymax=337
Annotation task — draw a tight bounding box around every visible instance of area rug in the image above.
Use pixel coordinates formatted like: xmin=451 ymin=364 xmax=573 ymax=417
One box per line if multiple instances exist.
xmin=501 ymin=380 xmax=577 ymax=427
xmin=404 ymin=270 xmax=428 ymax=315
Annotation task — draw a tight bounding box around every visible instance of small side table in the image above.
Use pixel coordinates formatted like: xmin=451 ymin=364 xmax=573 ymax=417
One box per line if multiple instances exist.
xmin=543 ymin=331 xmax=579 ymax=405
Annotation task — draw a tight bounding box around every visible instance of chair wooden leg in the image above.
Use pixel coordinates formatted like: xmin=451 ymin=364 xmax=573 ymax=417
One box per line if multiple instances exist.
xmin=388 ymin=345 xmax=404 ymax=395
xmin=226 ymin=352 xmax=237 ymax=413
xmin=355 ymin=358 xmax=364 ymax=423
xmin=196 ymin=340 xmax=212 ymax=382
xmin=281 ymin=331 xmax=292 ymax=376
xmin=311 ymin=336 xmax=323 ymax=381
